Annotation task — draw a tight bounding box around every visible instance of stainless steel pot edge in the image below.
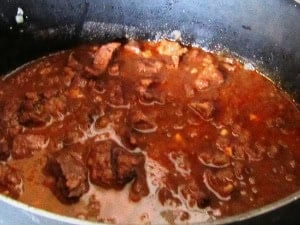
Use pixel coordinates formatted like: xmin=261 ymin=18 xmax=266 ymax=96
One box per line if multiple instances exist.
xmin=1 ymin=190 xmax=300 ymax=225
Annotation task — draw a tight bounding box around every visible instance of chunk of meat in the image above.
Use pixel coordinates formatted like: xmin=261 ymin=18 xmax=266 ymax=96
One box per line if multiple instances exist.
xmin=12 ymin=134 xmax=48 ymax=159
xmin=93 ymin=42 xmax=121 ymax=74
xmin=113 ymin=147 xmax=145 ymax=185
xmin=0 ymin=163 xmax=22 ymax=198
xmin=188 ymin=101 xmax=215 ymax=121
xmin=87 ymin=141 xmax=116 ymax=188
xmin=47 ymin=150 xmax=89 ymax=200
xmin=88 ymin=141 xmax=149 ymax=201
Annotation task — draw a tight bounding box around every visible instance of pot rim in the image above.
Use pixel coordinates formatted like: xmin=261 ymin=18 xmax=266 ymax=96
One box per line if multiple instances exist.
xmin=1 ymin=189 xmax=300 ymax=225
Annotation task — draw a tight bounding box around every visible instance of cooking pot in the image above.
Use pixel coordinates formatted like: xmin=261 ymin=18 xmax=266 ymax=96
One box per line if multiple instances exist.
xmin=0 ymin=0 xmax=299 ymax=224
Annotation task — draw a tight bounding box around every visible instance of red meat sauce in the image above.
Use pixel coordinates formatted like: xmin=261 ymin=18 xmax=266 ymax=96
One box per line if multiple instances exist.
xmin=0 ymin=40 xmax=299 ymax=224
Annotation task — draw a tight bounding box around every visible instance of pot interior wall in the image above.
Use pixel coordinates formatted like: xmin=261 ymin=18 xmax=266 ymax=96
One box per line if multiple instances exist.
xmin=0 ymin=0 xmax=299 ymax=100
xmin=0 ymin=0 xmax=299 ymax=225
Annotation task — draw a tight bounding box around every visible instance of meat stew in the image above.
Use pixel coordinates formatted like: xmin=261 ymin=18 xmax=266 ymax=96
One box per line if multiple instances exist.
xmin=0 ymin=40 xmax=299 ymax=224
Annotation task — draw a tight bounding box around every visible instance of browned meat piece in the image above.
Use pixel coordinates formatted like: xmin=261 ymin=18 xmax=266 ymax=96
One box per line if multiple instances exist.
xmin=93 ymin=42 xmax=121 ymax=74
xmin=113 ymin=147 xmax=145 ymax=186
xmin=47 ymin=150 xmax=89 ymax=200
xmin=0 ymin=163 xmax=22 ymax=198
xmin=188 ymin=101 xmax=215 ymax=121
xmin=88 ymin=141 xmax=149 ymax=201
xmin=0 ymin=140 xmax=10 ymax=160
xmin=88 ymin=141 xmax=116 ymax=188
xmin=12 ymin=134 xmax=48 ymax=159
xmin=129 ymin=110 xmax=157 ymax=133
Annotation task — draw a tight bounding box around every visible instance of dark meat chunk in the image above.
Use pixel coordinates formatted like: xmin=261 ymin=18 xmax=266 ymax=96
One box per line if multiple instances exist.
xmin=114 ymin=147 xmax=145 ymax=185
xmin=12 ymin=134 xmax=48 ymax=159
xmin=88 ymin=141 xmax=116 ymax=188
xmin=129 ymin=110 xmax=157 ymax=133
xmin=0 ymin=140 xmax=10 ymax=161
xmin=188 ymin=101 xmax=215 ymax=121
xmin=88 ymin=141 xmax=149 ymax=201
xmin=93 ymin=42 xmax=121 ymax=75
xmin=0 ymin=163 xmax=22 ymax=198
xmin=47 ymin=150 xmax=89 ymax=200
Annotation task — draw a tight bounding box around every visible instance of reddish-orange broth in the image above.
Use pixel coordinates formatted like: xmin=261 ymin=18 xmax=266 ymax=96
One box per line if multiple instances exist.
xmin=0 ymin=40 xmax=299 ymax=224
